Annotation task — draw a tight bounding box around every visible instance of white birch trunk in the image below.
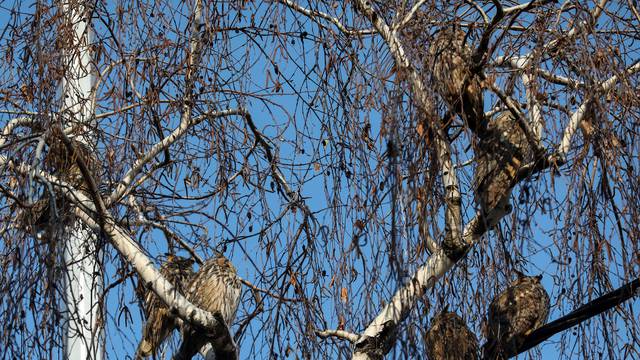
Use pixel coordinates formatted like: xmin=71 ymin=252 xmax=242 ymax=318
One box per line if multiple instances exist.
xmin=60 ymin=1 xmax=102 ymax=359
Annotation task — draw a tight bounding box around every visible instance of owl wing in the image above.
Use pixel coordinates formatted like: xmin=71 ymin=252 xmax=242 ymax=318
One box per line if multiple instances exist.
xmin=136 ymin=257 xmax=194 ymax=359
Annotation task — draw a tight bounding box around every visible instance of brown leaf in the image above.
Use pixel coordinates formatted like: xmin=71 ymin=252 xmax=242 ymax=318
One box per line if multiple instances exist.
xmin=340 ymin=287 xmax=348 ymax=304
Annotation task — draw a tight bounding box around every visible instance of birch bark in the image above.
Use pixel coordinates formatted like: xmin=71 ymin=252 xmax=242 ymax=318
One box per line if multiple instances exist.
xmin=59 ymin=1 xmax=102 ymax=359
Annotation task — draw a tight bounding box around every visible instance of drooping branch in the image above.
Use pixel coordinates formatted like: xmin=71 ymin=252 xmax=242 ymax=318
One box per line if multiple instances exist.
xmin=108 ymin=0 xmax=207 ymax=207
xmin=2 ymin=153 xmax=235 ymax=354
xmin=241 ymin=110 xmax=317 ymax=226
xmin=558 ymin=61 xmax=640 ymax=158
xmin=352 ymin=0 xmax=464 ymax=260
xmin=106 ymin=108 xmax=247 ymax=206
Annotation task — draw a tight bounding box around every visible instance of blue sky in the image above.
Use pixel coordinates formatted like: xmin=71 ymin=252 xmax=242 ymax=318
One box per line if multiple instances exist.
xmin=1 ymin=1 xmax=639 ymax=359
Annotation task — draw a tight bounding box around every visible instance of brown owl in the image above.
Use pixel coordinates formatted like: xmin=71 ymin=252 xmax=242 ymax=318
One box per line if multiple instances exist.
xmin=425 ymin=310 xmax=479 ymax=360
xmin=44 ymin=132 xmax=98 ymax=192
xmin=474 ymin=111 xmax=531 ymax=223
xmin=15 ymin=197 xmax=65 ymax=242
xmin=428 ymin=26 xmax=484 ymax=133
xmin=175 ymin=254 xmax=242 ymax=360
xmin=484 ymin=275 xmax=550 ymax=360
xmin=17 ymin=133 xmax=98 ymax=241
xmin=136 ymin=255 xmax=195 ymax=359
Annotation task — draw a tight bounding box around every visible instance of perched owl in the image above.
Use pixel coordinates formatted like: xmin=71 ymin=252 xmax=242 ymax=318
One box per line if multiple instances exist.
xmin=474 ymin=111 xmax=531 ymax=223
xmin=16 ymin=134 xmax=97 ymax=241
xmin=175 ymin=254 xmax=242 ymax=360
xmin=484 ymin=275 xmax=550 ymax=360
xmin=44 ymin=132 xmax=98 ymax=192
xmin=425 ymin=310 xmax=479 ymax=360
xmin=136 ymin=255 xmax=195 ymax=359
xmin=428 ymin=26 xmax=484 ymax=133
xmin=15 ymin=196 xmax=66 ymax=242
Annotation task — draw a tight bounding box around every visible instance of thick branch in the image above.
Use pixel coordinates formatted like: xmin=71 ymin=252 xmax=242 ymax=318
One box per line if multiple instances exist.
xmin=315 ymin=329 xmax=360 ymax=343
xmin=0 ymin=116 xmax=34 ymax=148
xmin=515 ymin=277 xmax=640 ymax=355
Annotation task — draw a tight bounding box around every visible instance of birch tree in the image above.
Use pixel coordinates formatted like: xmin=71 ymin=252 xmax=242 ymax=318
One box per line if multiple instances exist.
xmin=0 ymin=1 xmax=639 ymax=359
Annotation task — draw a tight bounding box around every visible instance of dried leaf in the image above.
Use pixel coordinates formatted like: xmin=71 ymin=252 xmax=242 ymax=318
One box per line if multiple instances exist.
xmin=340 ymin=287 xmax=348 ymax=304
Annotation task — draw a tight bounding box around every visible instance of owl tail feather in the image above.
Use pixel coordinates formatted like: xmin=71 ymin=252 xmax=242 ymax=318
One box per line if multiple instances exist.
xmin=135 ymin=340 xmax=152 ymax=360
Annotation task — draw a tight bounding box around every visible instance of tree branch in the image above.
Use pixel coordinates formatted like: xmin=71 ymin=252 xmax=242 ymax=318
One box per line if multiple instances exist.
xmin=515 ymin=277 xmax=640 ymax=356
xmin=106 ymin=108 xmax=247 ymax=206
xmin=558 ymin=61 xmax=640 ymax=158
xmin=273 ymin=0 xmax=375 ymax=36
xmin=1 ymin=155 xmax=235 ymax=356
xmin=315 ymin=329 xmax=360 ymax=343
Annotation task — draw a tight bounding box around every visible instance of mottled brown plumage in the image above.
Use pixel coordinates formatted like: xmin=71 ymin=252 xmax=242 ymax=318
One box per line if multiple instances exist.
xmin=136 ymin=255 xmax=195 ymax=359
xmin=428 ymin=27 xmax=484 ymax=133
xmin=474 ymin=111 xmax=531 ymax=222
xmin=484 ymin=275 xmax=550 ymax=359
xmin=44 ymin=132 xmax=98 ymax=192
xmin=175 ymin=254 xmax=241 ymax=360
xmin=425 ymin=310 xmax=479 ymax=360
xmin=15 ymin=196 xmax=65 ymax=241
xmin=16 ymin=134 xmax=98 ymax=241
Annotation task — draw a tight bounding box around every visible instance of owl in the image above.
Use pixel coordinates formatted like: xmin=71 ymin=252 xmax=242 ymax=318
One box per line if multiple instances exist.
xmin=428 ymin=26 xmax=484 ymax=133
xmin=175 ymin=254 xmax=242 ymax=360
xmin=136 ymin=255 xmax=195 ymax=359
xmin=483 ymin=275 xmax=550 ymax=360
xmin=15 ymin=197 xmax=64 ymax=242
xmin=474 ymin=111 xmax=531 ymax=223
xmin=44 ymin=132 xmax=97 ymax=192
xmin=425 ymin=310 xmax=479 ymax=360
xmin=17 ymin=134 xmax=96 ymax=241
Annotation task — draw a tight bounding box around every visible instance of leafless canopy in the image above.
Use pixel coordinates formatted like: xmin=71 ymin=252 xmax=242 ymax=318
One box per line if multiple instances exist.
xmin=0 ymin=0 xmax=639 ymax=359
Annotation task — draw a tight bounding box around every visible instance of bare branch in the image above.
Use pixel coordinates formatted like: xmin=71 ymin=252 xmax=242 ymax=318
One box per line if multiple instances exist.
xmin=273 ymin=0 xmax=375 ymax=36
xmin=515 ymin=277 xmax=640 ymax=356
xmin=393 ymin=0 xmax=430 ymax=31
xmin=559 ymin=61 xmax=640 ymax=158
xmin=316 ymin=329 xmax=360 ymax=343
xmin=107 ymin=108 xmax=247 ymax=206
